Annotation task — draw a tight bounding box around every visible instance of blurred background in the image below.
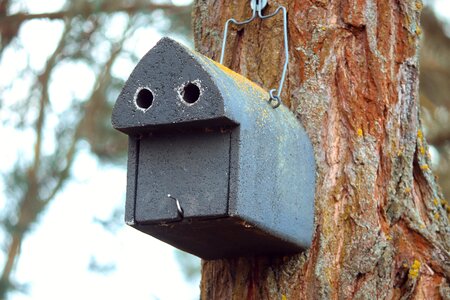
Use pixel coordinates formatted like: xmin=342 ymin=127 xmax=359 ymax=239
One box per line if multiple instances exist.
xmin=0 ymin=0 xmax=448 ymax=299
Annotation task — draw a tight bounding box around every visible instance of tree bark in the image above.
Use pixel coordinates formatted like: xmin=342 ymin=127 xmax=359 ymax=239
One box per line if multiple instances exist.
xmin=193 ymin=0 xmax=450 ymax=299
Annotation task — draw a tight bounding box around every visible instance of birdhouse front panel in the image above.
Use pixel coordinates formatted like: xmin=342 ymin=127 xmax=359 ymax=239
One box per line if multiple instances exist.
xmin=135 ymin=130 xmax=231 ymax=223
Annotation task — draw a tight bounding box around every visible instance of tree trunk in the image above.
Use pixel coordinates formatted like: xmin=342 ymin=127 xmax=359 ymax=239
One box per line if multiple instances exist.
xmin=193 ymin=0 xmax=450 ymax=299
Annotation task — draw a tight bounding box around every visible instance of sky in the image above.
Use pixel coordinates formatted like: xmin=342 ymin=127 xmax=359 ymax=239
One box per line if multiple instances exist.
xmin=0 ymin=1 xmax=450 ymax=300
xmin=433 ymin=0 xmax=450 ymax=20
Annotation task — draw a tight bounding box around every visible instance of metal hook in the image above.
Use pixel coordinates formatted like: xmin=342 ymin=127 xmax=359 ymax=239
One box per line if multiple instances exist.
xmin=250 ymin=0 xmax=268 ymax=11
xmin=167 ymin=194 xmax=184 ymax=218
xmin=220 ymin=0 xmax=289 ymax=109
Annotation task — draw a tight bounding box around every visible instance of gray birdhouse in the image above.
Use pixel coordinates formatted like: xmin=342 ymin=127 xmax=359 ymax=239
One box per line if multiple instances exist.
xmin=111 ymin=38 xmax=315 ymax=259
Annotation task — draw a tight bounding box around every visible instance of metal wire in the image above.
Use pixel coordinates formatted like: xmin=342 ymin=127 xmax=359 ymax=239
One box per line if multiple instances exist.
xmin=220 ymin=7 xmax=257 ymax=64
xmin=167 ymin=194 xmax=184 ymax=218
xmin=219 ymin=0 xmax=289 ymax=109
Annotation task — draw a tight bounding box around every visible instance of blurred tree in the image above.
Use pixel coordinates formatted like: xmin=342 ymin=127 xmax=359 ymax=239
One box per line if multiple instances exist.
xmin=0 ymin=0 xmax=192 ymax=298
xmin=194 ymin=0 xmax=450 ymax=298
xmin=420 ymin=7 xmax=450 ymax=199
xmin=0 ymin=0 xmax=449 ymax=299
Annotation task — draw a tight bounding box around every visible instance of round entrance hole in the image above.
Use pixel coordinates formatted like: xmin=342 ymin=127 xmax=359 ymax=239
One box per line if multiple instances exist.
xmin=181 ymin=82 xmax=201 ymax=104
xmin=136 ymin=88 xmax=154 ymax=110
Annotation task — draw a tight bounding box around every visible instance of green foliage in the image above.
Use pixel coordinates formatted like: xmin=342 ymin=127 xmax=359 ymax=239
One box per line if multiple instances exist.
xmin=0 ymin=0 xmax=193 ymax=297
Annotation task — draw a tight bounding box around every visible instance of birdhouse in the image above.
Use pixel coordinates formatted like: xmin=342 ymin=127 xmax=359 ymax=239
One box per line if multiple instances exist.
xmin=111 ymin=38 xmax=316 ymax=259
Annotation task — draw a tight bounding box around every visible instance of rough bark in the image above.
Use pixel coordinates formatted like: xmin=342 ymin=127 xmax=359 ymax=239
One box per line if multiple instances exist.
xmin=193 ymin=0 xmax=450 ymax=299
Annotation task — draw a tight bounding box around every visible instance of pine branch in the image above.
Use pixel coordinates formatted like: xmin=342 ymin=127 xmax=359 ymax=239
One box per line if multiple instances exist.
xmin=0 ymin=21 xmax=72 ymax=294
xmin=0 ymin=2 xmax=190 ymax=25
xmin=0 ymin=15 xmax=129 ymax=297
xmin=42 ymin=32 xmax=128 ymax=206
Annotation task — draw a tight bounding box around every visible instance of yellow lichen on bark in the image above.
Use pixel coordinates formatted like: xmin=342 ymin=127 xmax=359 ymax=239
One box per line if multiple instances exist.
xmin=409 ymin=259 xmax=421 ymax=279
